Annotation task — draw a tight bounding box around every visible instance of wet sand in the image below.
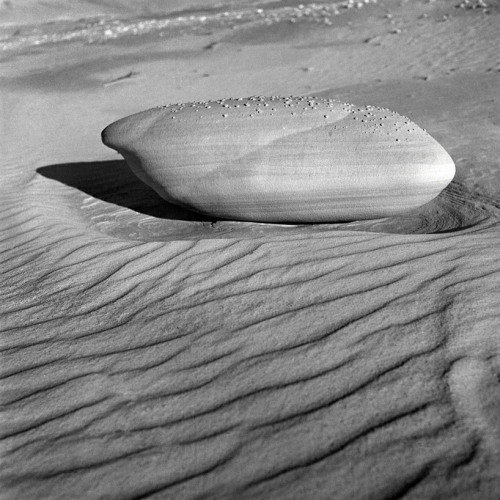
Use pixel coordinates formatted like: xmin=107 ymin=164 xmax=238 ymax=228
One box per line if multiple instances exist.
xmin=1 ymin=0 xmax=500 ymax=498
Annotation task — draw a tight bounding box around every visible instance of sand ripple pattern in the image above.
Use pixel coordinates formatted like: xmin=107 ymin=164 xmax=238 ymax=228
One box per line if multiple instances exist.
xmin=1 ymin=1 xmax=499 ymax=496
xmin=1 ymin=178 xmax=500 ymax=498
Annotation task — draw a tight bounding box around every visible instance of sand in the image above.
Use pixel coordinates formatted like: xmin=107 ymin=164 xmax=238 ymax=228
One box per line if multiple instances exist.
xmin=1 ymin=0 xmax=500 ymax=498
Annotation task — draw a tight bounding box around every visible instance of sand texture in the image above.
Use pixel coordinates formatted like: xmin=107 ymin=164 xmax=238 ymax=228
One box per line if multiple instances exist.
xmin=1 ymin=0 xmax=500 ymax=498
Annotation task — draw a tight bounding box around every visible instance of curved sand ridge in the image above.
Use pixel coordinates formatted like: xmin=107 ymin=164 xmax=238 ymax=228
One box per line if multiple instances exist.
xmin=102 ymin=96 xmax=455 ymax=223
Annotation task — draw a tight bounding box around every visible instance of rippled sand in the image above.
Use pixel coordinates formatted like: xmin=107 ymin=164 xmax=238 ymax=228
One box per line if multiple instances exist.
xmin=1 ymin=0 xmax=500 ymax=498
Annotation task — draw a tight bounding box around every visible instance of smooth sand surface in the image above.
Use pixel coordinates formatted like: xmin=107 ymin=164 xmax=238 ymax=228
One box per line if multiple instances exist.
xmin=1 ymin=0 xmax=500 ymax=498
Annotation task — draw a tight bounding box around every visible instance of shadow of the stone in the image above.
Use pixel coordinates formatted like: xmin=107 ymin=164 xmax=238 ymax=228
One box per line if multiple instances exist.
xmin=37 ymin=160 xmax=217 ymax=222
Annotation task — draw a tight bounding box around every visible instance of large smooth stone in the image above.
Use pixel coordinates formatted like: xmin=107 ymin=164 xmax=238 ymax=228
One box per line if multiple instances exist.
xmin=102 ymin=96 xmax=455 ymax=223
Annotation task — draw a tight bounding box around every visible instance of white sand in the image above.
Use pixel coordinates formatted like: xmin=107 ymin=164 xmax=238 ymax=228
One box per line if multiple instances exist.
xmin=1 ymin=0 xmax=500 ymax=498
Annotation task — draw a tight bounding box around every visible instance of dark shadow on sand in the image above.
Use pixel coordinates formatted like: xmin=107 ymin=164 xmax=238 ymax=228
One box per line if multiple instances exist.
xmin=37 ymin=160 xmax=218 ymax=222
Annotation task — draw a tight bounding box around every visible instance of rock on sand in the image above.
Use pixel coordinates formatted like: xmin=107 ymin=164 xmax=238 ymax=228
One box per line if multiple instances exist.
xmin=103 ymin=96 xmax=455 ymax=222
